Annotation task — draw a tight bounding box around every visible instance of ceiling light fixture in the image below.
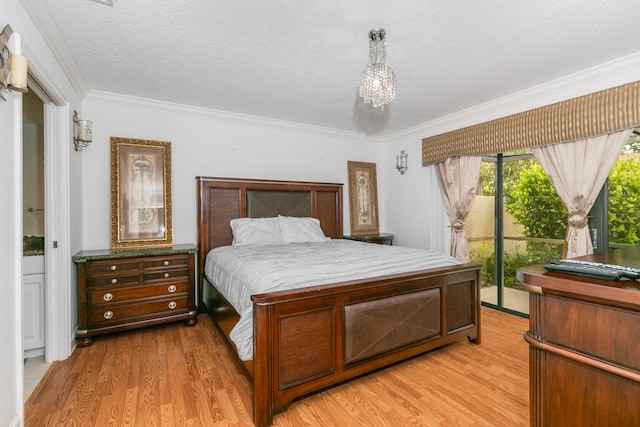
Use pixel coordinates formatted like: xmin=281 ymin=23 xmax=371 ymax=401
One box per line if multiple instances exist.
xmin=359 ymin=28 xmax=396 ymax=110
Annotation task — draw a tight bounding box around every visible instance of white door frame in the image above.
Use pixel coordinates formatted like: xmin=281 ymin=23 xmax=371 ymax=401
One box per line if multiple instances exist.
xmin=44 ymin=103 xmax=72 ymax=362
xmin=24 ymin=43 xmax=74 ymax=362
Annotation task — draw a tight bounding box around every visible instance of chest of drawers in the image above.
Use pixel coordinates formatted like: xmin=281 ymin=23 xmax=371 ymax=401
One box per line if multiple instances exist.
xmin=73 ymin=244 xmax=198 ymax=347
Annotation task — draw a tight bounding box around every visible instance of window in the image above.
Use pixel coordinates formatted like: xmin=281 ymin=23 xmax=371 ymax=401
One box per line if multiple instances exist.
xmin=590 ymin=129 xmax=640 ymax=252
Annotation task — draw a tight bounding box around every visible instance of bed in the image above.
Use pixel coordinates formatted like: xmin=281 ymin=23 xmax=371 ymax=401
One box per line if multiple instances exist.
xmin=196 ymin=176 xmax=481 ymax=426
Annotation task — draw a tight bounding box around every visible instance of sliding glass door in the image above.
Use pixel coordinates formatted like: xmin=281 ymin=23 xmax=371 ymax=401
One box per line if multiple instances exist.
xmin=467 ymin=152 xmax=563 ymax=317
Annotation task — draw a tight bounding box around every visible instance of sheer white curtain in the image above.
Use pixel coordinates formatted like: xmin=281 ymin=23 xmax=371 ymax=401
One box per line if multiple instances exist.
xmin=436 ymin=156 xmax=482 ymax=262
xmin=533 ymin=129 xmax=632 ymax=258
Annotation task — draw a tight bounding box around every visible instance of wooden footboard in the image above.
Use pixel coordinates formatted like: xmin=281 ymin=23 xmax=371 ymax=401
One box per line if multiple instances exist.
xmin=251 ymin=263 xmax=480 ymax=426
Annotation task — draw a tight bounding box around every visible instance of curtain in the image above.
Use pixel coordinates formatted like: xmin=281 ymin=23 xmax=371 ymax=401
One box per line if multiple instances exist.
xmin=436 ymin=156 xmax=482 ymax=262
xmin=533 ymin=129 xmax=632 ymax=258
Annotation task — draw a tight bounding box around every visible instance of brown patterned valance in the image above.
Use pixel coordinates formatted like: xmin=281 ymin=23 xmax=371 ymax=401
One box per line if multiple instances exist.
xmin=422 ymin=80 xmax=640 ymax=166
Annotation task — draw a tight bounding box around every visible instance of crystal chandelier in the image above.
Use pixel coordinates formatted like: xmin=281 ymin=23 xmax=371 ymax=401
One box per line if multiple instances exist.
xmin=359 ymin=28 xmax=397 ymax=110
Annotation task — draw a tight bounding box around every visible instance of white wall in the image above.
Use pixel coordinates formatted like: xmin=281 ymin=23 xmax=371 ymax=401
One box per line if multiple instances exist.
xmin=82 ymin=93 xmax=385 ymax=250
xmin=379 ymin=128 xmax=451 ymax=253
xmin=2 ymin=1 xmax=84 ymax=425
xmin=2 ymin=5 xmax=27 ymax=426
xmin=0 ymin=74 xmax=24 ymax=427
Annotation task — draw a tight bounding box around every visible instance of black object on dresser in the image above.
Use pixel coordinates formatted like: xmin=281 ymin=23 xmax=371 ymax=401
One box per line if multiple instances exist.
xmin=73 ymin=244 xmax=198 ymax=347
xmin=343 ymin=233 xmax=394 ymax=245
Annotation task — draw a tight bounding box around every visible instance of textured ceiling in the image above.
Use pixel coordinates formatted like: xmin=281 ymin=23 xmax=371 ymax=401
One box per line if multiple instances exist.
xmin=24 ymin=0 xmax=640 ymax=136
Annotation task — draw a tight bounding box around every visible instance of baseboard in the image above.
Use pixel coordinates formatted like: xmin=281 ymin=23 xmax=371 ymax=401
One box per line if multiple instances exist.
xmin=24 ymin=347 xmax=45 ymax=359
xmin=9 ymin=414 xmax=21 ymax=427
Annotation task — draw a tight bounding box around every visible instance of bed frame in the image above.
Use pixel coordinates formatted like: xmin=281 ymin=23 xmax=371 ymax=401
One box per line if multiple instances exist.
xmin=196 ymin=176 xmax=481 ymax=426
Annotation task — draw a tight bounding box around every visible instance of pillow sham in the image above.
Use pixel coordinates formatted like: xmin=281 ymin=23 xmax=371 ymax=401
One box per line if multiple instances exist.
xmin=230 ymin=217 xmax=284 ymax=246
xmin=278 ymin=215 xmax=330 ymax=244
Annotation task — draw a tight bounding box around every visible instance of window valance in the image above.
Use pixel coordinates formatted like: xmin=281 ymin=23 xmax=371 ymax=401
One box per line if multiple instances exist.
xmin=422 ymin=80 xmax=640 ymax=166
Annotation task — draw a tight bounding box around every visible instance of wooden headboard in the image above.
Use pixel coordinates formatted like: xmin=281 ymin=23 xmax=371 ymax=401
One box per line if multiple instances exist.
xmin=196 ymin=176 xmax=343 ymax=279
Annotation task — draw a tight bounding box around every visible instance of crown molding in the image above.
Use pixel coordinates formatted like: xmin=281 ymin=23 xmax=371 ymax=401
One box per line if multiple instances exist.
xmin=21 ymin=0 xmax=89 ymax=99
xmin=385 ymin=51 xmax=640 ymax=142
xmin=86 ymin=90 xmax=384 ymax=142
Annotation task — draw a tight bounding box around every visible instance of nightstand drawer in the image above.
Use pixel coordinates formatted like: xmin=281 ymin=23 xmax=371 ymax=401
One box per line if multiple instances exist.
xmin=87 ymin=274 xmax=140 ymax=288
xmin=87 ymin=259 xmax=139 ymax=276
xmin=143 ymin=268 xmax=189 ymax=283
xmin=88 ymin=297 xmax=189 ymax=325
xmin=143 ymin=255 xmax=189 ymax=270
xmin=88 ymin=282 xmax=188 ymax=305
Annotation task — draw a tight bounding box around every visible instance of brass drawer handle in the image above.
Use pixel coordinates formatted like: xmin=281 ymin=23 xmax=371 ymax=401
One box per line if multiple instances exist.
xmin=111 ymin=278 xmax=117 ymax=284
xmin=164 ymin=273 xmax=170 ymax=278
xmin=163 ymin=261 xmax=169 ymax=266
xmin=103 ymin=311 xmax=114 ymax=319
xmin=103 ymin=293 xmax=113 ymax=302
xmin=168 ymin=301 xmax=177 ymax=309
xmin=110 ymin=265 xmax=117 ymax=271
xmin=168 ymin=285 xmax=177 ymax=293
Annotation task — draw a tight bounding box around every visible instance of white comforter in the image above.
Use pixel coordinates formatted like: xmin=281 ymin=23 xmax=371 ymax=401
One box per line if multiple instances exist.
xmin=204 ymin=239 xmax=459 ymax=360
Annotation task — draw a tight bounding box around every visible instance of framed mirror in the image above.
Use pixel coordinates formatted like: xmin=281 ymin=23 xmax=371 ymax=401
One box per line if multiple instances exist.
xmin=110 ymin=137 xmax=173 ymax=249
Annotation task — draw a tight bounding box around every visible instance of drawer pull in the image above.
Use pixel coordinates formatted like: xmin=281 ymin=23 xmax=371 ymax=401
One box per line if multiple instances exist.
xmin=164 ymin=273 xmax=170 ymax=278
xmin=103 ymin=293 xmax=113 ymax=301
xmin=110 ymin=265 xmax=117 ymax=271
xmin=163 ymin=261 xmax=169 ymax=266
xmin=168 ymin=285 xmax=177 ymax=293
xmin=104 ymin=311 xmax=114 ymax=319
xmin=111 ymin=278 xmax=118 ymax=284
xmin=168 ymin=301 xmax=177 ymax=309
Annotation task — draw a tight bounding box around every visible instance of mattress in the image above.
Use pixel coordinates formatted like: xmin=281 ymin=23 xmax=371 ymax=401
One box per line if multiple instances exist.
xmin=205 ymin=239 xmax=459 ymax=360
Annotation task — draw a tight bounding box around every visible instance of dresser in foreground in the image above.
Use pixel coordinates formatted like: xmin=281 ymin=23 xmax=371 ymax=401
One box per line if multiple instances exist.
xmin=517 ymin=247 xmax=640 ymax=427
xmin=73 ymin=244 xmax=198 ymax=347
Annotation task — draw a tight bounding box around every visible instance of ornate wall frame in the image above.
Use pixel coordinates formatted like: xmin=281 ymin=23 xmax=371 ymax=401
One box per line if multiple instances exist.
xmin=347 ymin=160 xmax=379 ymax=236
xmin=110 ymin=137 xmax=173 ymax=249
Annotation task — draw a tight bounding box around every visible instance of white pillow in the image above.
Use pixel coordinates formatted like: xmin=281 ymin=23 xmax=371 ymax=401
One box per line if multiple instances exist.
xmin=230 ymin=217 xmax=284 ymax=246
xmin=278 ymin=215 xmax=330 ymax=244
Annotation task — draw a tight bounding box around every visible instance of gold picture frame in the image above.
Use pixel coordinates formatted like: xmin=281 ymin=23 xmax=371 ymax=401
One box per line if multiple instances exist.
xmin=110 ymin=137 xmax=173 ymax=249
xmin=347 ymin=161 xmax=379 ymax=236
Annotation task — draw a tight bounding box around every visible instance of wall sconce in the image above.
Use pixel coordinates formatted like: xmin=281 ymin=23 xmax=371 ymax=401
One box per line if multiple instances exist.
xmin=73 ymin=110 xmax=93 ymax=151
xmin=1 ymin=24 xmax=29 ymax=100
xmin=396 ymin=150 xmax=408 ymax=174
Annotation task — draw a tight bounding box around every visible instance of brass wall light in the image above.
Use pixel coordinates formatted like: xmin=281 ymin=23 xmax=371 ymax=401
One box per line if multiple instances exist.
xmin=1 ymin=24 xmax=29 ymax=100
xmin=73 ymin=110 xmax=93 ymax=151
xmin=396 ymin=150 xmax=408 ymax=174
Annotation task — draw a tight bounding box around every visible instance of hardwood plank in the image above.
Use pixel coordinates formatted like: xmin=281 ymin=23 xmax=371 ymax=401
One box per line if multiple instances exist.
xmin=25 ymin=308 xmax=528 ymax=426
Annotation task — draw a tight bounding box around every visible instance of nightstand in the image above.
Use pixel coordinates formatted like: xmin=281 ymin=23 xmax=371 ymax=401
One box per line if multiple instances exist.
xmin=73 ymin=244 xmax=198 ymax=347
xmin=343 ymin=233 xmax=394 ymax=245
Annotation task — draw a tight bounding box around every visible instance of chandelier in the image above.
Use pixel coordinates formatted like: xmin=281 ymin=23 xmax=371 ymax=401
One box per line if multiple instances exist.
xmin=359 ymin=28 xmax=397 ymax=110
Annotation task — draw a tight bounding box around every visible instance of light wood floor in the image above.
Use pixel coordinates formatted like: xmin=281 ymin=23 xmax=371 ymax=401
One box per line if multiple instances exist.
xmin=24 ymin=308 xmax=529 ymax=426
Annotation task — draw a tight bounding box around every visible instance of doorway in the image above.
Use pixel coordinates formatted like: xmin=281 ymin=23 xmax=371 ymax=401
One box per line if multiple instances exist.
xmin=22 ymin=85 xmax=52 ymax=402
xmin=22 ymin=88 xmax=45 ymax=358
